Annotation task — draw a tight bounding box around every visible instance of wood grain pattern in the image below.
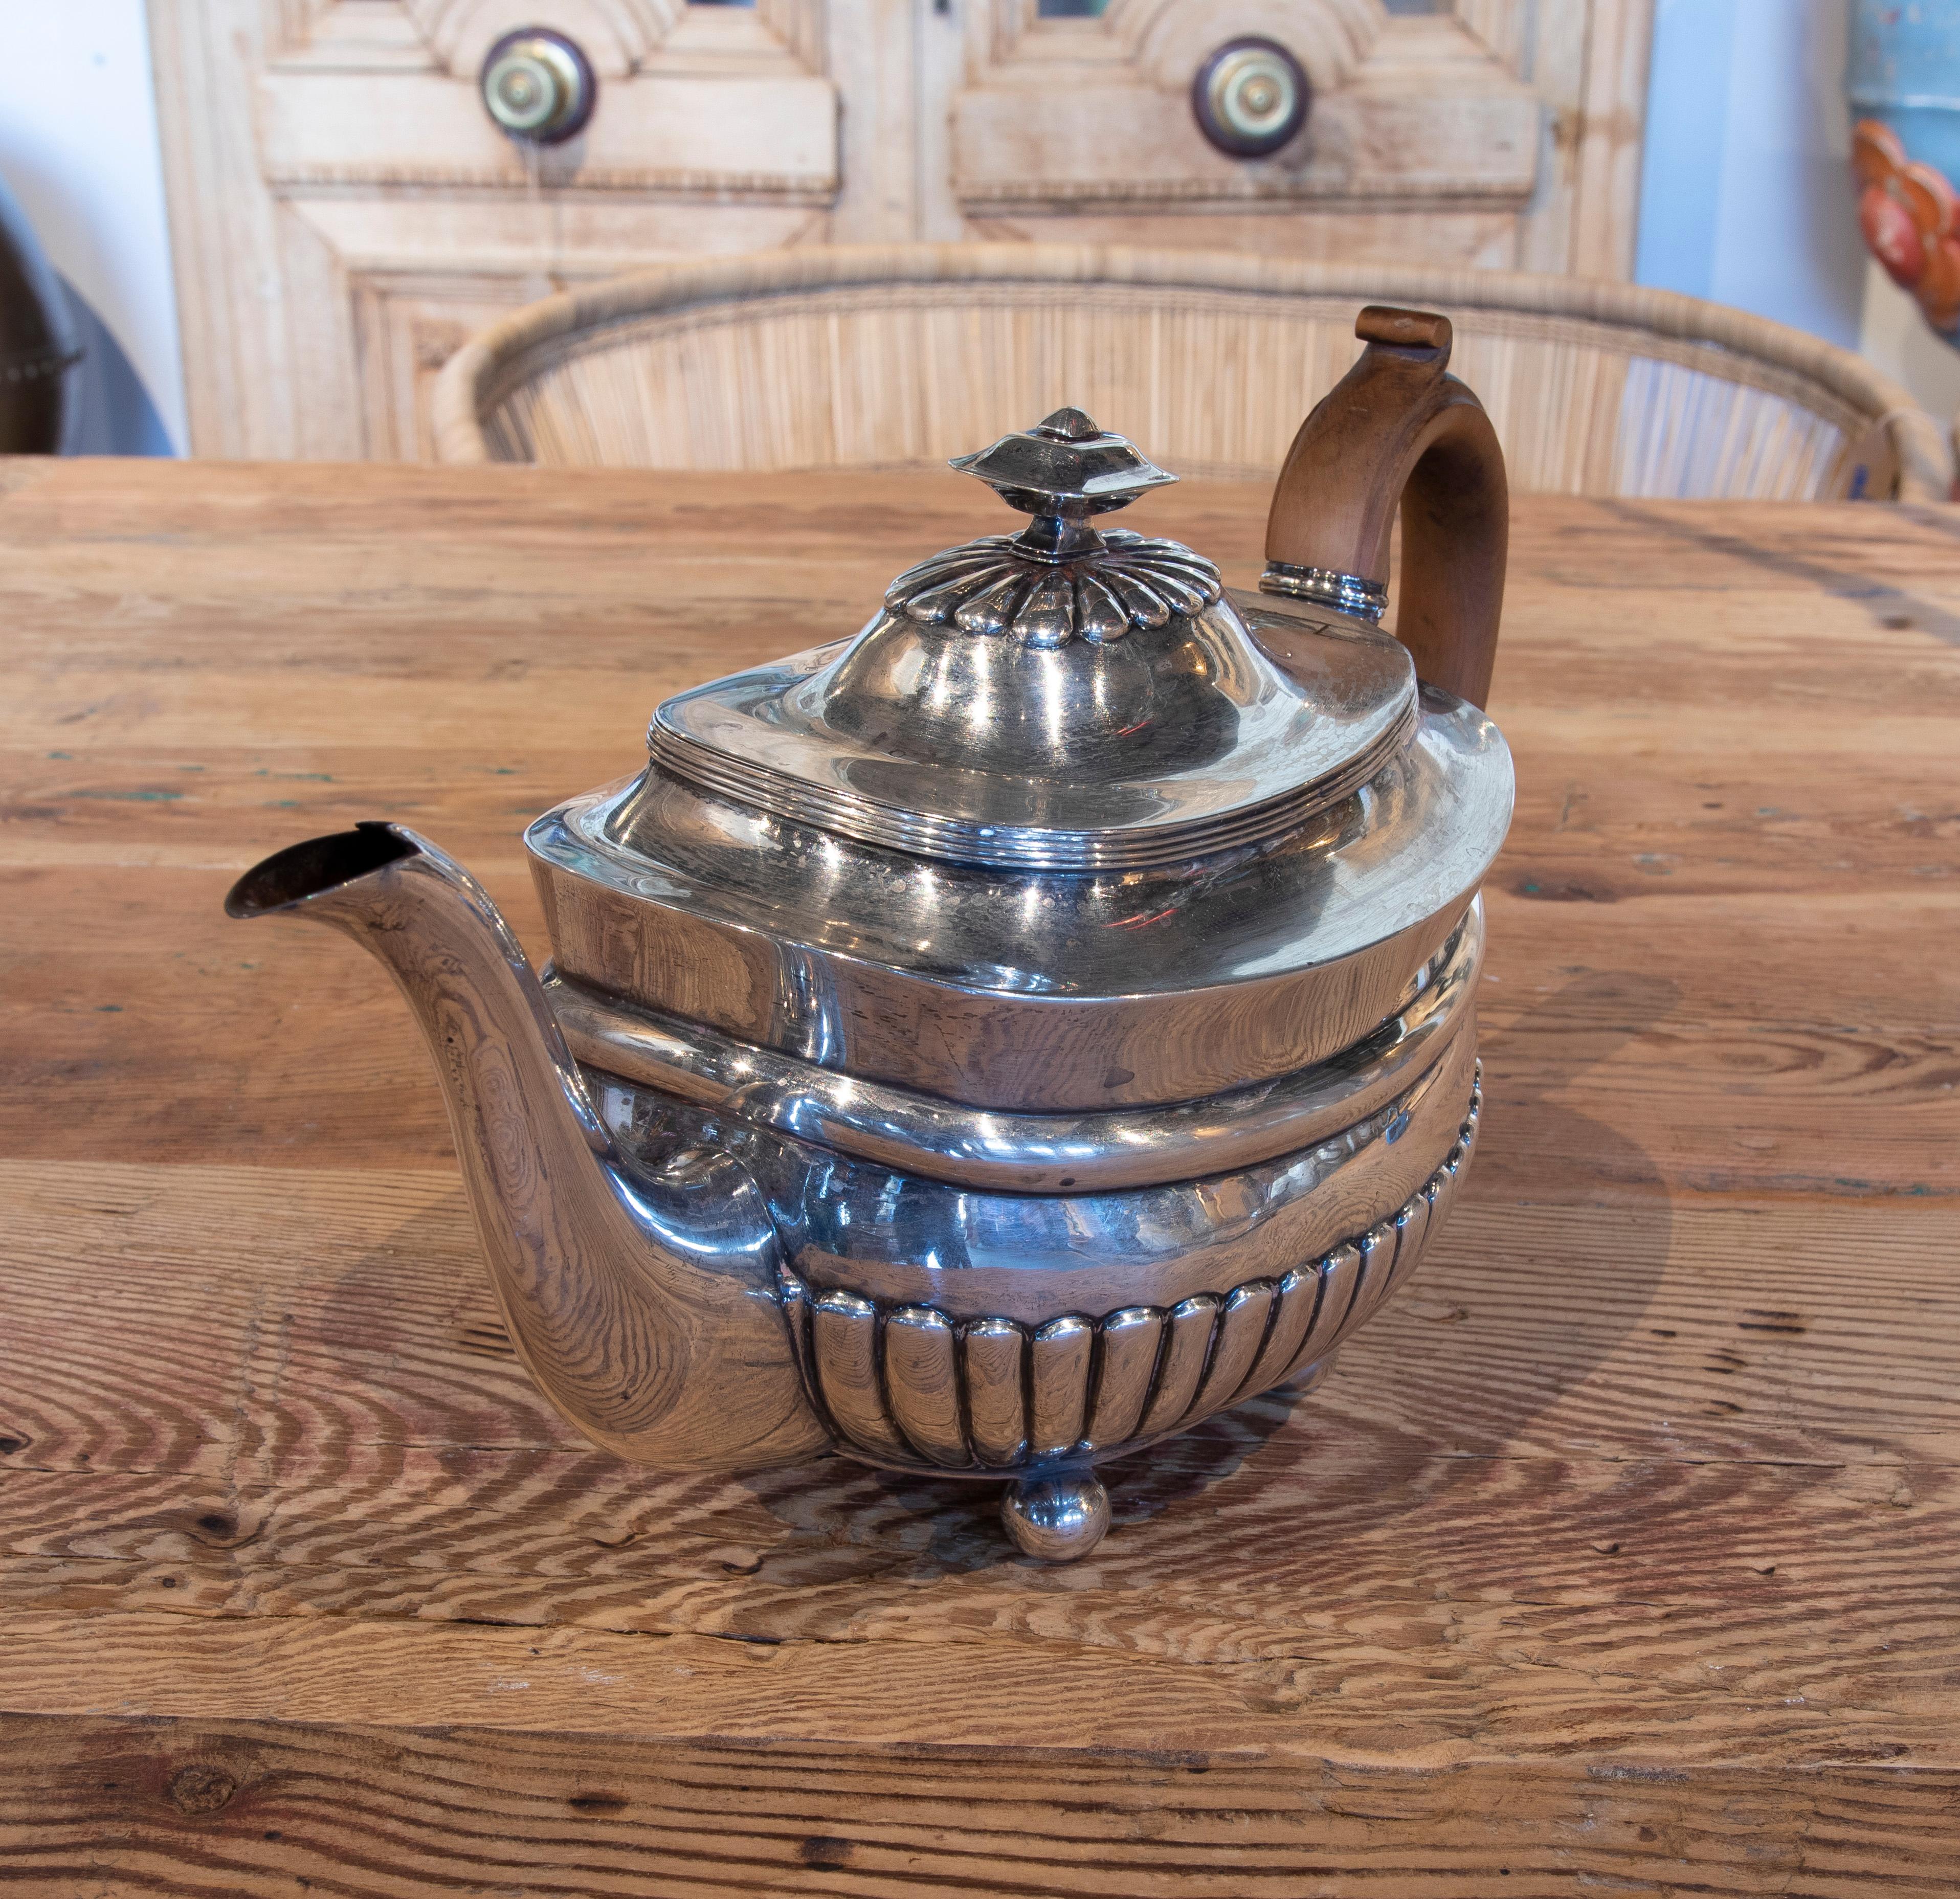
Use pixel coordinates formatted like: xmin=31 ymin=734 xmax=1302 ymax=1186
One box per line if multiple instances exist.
xmin=147 ymin=0 xmax=837 ymax=461
xmin=433 ymin=248 xmax=1951 ymax=501
xmin=1 ymin=457 xmax=1957 ymax=1892
xmin=150 ymin=0 xmax=1656 ymax=463
xmin=1266 ymin=304 xmax=1508 ymax=704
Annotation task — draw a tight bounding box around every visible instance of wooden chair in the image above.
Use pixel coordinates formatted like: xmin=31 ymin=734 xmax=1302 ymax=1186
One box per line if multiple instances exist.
xmin=432 ymin=245 xmax=1951 ymax=502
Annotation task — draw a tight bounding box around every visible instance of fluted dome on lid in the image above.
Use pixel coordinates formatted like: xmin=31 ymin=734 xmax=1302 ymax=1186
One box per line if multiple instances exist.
xmin=630 ymin=411 xmax=1417 ymax=873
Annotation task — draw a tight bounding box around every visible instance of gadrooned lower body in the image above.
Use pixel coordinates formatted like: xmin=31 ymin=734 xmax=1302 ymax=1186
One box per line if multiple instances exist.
xmin=595 ymin=1034 xmax=1482 ymax=1561
xmin=781 ymin=1063 xmax=1480 ymax=1559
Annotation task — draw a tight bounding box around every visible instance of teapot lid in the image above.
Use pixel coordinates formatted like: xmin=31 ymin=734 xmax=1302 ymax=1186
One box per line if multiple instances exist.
xmin=640 ymin=409 xmax=1415 ymax=874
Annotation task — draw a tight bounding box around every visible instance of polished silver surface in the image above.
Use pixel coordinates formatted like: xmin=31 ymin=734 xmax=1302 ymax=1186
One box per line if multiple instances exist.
xmin=604 ymin=1019 xmax=1474 ymax=1372
xmin=1283 ymin=1354 xmax=1340 ymax=1396
xmin=643 ymin=415 xmax=1418 ymax=873
xmin=1260 ymin=563 xmax=1389 ymax=624
xmin=1194 ymin=1280 xmax=1279 ymax=1416
xmin=226 ymin=825 xmax=825 ymax=1474
xmin=600 ymin=1021 xmax=1477 ymax=1338
xmin=1031 ymin=1316 xmax=1095 ymax=1457
xmin=894 ymin=409 xmax=1214 ymax=646
xmin=1242 ymin=1264 xmax=1324 ymax=1396
xmin=949 ymin=406 xmax=1177 ymax=520
xmin=231 ymin=777 xmax=1489 ymax=1557
xmin=539 ymin=682 xmax=1507 ymax=1109
xmin=812 ymin=1288 xmax=903 ymax=1458
xmin=771 ymin=1062 xmax=1480 ymax=1478
xmin=1083 ymin=1309 xmax=1163 ymax=1450
xmin=884 ymin=1307 xmax=965 ymax=1467
xmin=1001 ymin=1470 xmax=1110 ymax=1562
xmin=1137 ymin=1297 xmax=1218 ymax=1437
xmin=544 ymin=898 xmax=1479 ymax=1192
xmin=885 ymin=528 xmax=1221 ymax=647
xmin=645 ymin=598 xmax=1414 ymax=874
xmin=964 ymin=1319 xmax=1029 ymax=1465
xmin=231 ymin=388 xmax=1514 ymax=1563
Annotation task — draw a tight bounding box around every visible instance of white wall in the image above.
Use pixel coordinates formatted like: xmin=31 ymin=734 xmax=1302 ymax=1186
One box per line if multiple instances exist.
xmin=1636 ymin=0 xmax=1960 ymax=425
xmin=0 ymin=3 xmax=185 ymax=454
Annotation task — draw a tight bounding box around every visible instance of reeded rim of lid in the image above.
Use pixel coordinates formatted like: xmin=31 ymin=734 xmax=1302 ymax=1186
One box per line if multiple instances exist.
xmin=641 ymin=411 xmax=1418 ymax=874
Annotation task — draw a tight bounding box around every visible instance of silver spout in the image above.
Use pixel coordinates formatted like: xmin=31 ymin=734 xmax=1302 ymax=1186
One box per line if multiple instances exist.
xmin=226 ymin=823 xmax=827 ymax=1472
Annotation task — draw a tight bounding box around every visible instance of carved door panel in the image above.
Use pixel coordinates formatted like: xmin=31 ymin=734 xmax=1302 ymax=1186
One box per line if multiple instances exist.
xmin=151 ymin=0 xmax=1649 ymax=459
xmin=946 ymin=0 xmax=1652 ymax=274
xmin=150 ymin=0 xmax=839 ymax=458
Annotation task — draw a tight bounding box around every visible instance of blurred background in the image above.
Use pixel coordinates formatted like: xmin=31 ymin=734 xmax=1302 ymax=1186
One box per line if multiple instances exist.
xmin=2 ymin=0 xmax=1955 ymax=472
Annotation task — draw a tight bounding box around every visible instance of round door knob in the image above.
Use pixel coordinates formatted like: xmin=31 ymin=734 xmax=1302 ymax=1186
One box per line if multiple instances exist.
xmin=1192 ymin=37 xmax=1309 ymax=158
xmin=481 ymin=27 xmax=596 ymax=145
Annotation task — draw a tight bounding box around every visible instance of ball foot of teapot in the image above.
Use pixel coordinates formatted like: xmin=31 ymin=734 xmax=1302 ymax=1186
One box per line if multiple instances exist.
xmin=228 ymin=307 xmax=1514 ymax=1561
xmin=1003 ymin=1470 xmax=1110 ymax=1562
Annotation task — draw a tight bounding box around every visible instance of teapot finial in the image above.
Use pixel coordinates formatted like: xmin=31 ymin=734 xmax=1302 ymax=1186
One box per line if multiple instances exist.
xmin=948 ymin=409 xmax=1178 ymax=546
xmin=880 ymin=411 xmax=1216 ymax=647
xmin=1029 ymin=406 xmax=1101 ymax=442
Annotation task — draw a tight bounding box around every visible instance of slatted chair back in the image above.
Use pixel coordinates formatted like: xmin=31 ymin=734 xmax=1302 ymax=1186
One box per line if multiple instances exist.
xmin=434 ymin=246 xmax=1951 ymax=502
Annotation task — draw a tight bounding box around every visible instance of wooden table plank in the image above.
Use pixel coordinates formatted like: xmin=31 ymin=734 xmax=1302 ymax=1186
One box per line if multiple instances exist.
xmin=1 ymin=457 xmax=1957 ymax=1893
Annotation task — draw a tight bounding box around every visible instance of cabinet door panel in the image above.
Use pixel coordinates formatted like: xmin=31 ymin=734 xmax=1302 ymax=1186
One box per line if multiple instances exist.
xmin=952 ymin=14 xmax=1540 ymax=218
xmin=259 ymin=71 xmax=836 ymax=196
xmin=153 ymin=0 xmax=837 ymax=458
xmin=152 ymin=0 xmax=1647 ymax=459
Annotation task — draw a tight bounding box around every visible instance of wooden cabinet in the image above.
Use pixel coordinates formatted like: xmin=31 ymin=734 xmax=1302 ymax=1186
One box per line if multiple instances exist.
xmin=150 ymin=0 xmax=1652 ymax=460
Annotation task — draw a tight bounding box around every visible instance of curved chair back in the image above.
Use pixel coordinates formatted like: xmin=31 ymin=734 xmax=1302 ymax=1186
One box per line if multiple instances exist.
xmin=434 ymin=246 xmax=1950 ymax=502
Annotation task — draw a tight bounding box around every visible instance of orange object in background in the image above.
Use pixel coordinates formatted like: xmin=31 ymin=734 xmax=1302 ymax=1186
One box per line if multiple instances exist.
xmin=1854 ymin=117 xmax=1960 ymax=337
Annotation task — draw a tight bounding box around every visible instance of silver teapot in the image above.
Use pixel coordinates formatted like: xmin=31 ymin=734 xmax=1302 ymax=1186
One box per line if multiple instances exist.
xmin=229 ymin=305 xmax=1513 ymax=1561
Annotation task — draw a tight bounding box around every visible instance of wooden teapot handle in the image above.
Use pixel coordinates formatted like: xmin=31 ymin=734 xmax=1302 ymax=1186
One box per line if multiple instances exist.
xmin=1263 ymin=306 xmax=1508 ymax=709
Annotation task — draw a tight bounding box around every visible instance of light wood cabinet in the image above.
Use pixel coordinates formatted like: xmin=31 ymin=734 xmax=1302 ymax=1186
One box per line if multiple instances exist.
xmin=150 ymin=0 xmax=1653 ymax=459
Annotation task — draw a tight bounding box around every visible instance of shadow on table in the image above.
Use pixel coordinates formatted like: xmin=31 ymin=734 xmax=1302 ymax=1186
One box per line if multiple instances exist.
xmin=885 ymin=971 xmax=1662 ymax=1565
xmin=313 ymin=967 xmax=1680 ymax=1579
xmin=1103 ymin=967 xmax=1681 ymax=1535
xmin=740 ymin=967 xmax=1683 ymax=1576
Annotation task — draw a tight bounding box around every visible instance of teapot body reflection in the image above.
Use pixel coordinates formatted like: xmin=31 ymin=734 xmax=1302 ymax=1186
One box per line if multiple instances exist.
xmin=230 ymin=307 xmax=1513 ymax=1560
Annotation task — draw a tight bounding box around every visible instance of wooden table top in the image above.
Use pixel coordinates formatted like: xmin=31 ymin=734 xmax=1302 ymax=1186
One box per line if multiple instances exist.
xmin=2 ymin=457 xmax=1957 ymax=1895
